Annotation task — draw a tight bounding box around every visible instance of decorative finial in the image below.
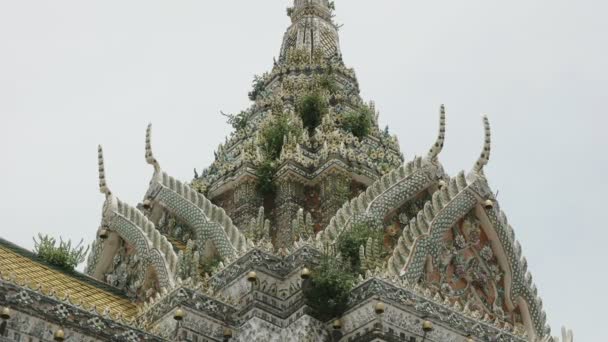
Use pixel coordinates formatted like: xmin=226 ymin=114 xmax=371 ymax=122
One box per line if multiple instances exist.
xmin=473 ymin=115 xmax=491 ymax=174
xmin=145 ymin=124 xmax=161 ymax=172
xmin=426 ymin=105 xmax=446 ymax=161
xmin=561 ymin=327 xmax=574 ymax=342
xmin=98 ymin=145 xmax=111 ymax=196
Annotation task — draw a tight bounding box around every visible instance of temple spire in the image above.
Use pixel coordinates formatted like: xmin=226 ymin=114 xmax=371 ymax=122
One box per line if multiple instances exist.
xmin=292 ymin=0 xmax=331 ymax=11
xmin=280 ymin=0 xmax=341 ymax=63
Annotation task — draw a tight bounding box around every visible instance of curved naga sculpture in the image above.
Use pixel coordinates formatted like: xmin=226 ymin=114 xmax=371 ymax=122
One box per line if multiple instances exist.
xmin=318 ymin=106 xmax=447 ymax=243
xmin=388 ymin=116 xmax=492 ymax=278
xmin=426 ymin=104 xmax=446 ymax=162
xmin=143 ymin=124 xmax=250 ymax=262
xmin=388 ymin=116 xmax=551 ymax=339
xmin=540 ymin=327 xmax=574 ymax=342
xmin=86 ymin=146 xmax=178 ymax=289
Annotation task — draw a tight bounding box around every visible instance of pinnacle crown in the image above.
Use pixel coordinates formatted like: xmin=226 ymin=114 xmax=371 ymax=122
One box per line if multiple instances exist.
xmin=288 ymin=0 xmax=333 ymax=22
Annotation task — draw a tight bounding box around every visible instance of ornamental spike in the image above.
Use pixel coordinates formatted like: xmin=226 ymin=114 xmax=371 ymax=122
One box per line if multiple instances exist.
xmin=426 ymin=105 xmax=446 ymax=161
xmin=98 ymin=145 xmax=111 ymax=196
xmin=473 ymin=115 xmax=492 ymax=174
xmin=145 ymin=123 xmax=161 ymax=172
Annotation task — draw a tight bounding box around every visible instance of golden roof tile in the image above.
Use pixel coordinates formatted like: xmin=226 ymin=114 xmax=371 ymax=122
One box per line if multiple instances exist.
xmin=0 ymin=241 xmax=139 ymax=319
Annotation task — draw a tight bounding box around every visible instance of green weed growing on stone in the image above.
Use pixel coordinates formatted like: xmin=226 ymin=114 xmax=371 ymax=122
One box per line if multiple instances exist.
xmin=298 ymin=93 xmax=328 ymax=132
xmin=303 ymin=253 xmax=354 ymax=321
xmin=341 ymin=106 xmax=373 ymax=138
xmin=33 ymin=234 xmax=89 ymax=271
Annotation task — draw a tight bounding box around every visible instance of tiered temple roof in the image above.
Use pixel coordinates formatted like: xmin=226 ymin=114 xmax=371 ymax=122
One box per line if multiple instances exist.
xmin=0 ymin=1 xmax=572 ymax=342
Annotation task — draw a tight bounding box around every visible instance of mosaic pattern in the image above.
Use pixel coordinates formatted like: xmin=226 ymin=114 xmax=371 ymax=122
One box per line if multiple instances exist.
xmin=146 ymin=170 xmax=249 ymax=261
xmin=0 ymin=1 xmax=568 ymax=341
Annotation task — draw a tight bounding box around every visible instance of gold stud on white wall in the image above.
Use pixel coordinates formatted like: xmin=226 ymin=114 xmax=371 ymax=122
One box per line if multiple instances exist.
xmin=53 ymin=329 xmax=65 ymax=342
xmin=484 ymin=199 xmax=494 ymax=210
xmin=0 ymin=307 xmax=10 ymax=320
xmin=374 ymin=302 xmax=386 ymax=315
xmin=300 ymin=267 xmax=311 ymax=280
xmin=223 ymin=328 xmax=233 ymax=339
xmin=422 ymin=320 xmax=434 ymax=333
xmin=173 ymin=308 xmax=185 ymax=321
xmin=143 ymin=199 xmax=152 ymax=209
xmin=98 ymin=229 xmax=109 ymax=240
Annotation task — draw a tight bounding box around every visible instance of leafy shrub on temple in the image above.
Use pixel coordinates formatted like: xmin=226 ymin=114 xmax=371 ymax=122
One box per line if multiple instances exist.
xmin=303 ymin=254 xmax=354 ymax=321
xmin=255 ymin=111 xmax=303 ymax=195
xmin=248 ymin=74 xmax=266 ymax=101
xmin=298 ymin=92 xmax=328 ymax=131
xmin=256 ymin=160 xmax=277 ymax=195
xmin=340 ymin=106 xmax=373 ymax=139
xmin=317 ymin=73 xmax=338 ymax=94
xmin=221 ymin=109 xmax=253 ymax=131
xmin=337 ymin=222 xmax=384 ymax=274
xmin=260 ymin=113 xmax=300 ymax=160
xmin=33 ymin=234 xmax=89 ymax=271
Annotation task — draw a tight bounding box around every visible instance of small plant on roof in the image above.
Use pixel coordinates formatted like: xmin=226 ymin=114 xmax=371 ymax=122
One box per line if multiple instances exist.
xmin=340 ymin=105 xmax=373 ymax=139
xmin=298 ymin=92 xmax=328 ymax=132
xmin=303 ymin=253 xmax=354 ymax=321
xmin=260 ymin=112 xmax=301 ymax=161
xmin=336 ymin=222 xmax=384 ymax=274
xmin=33 ymin=234 xmax=89 ymax=271
xmin=221 ymin=110 xmax=253 ymax=131
xmin=255 ymin=112 xmax=301 ymax=196
xmin=256 ymin=159 xmax=278 ymax=195
xmin=249 ymin=74 xmax=266 ymax=101
xmin=317 ymin=73 xmax=338 ymax=94
xmin=286 ymin=7 xmax=295 ymax=17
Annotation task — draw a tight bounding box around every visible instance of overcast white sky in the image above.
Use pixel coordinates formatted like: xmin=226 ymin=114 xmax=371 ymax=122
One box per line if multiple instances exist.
xmin=0 ymin=0 xmax=606 ymax=340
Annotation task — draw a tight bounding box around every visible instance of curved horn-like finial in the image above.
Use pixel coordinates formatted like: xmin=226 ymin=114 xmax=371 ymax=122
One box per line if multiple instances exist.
xmin=426 ymin=105 xmax=446 ymax=161
xmin=473 ymin=115 xmax=492 ymax=174
xmin=561 ymin=327 xmax=574 ymax=342
xmin=98 ymin=145 xmax=111 ymax=196
xmin=145 ymin=123 xmax=161 ymax=172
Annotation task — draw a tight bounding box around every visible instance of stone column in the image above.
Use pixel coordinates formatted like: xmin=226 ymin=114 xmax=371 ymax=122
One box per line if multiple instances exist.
xmin=274 ymin=177 xmax=306 ymax=248
xmin=319 ymin=171 xmax=351 ymax=229
xmin=233 ymin=179 xmax=263 ymax=228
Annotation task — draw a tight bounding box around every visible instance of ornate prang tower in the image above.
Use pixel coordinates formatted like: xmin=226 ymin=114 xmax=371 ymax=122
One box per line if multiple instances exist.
xmin=193 ymin=0 xmax=403 ymax=248
xmin=0 ymin=1 xmax=573 ymax=342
